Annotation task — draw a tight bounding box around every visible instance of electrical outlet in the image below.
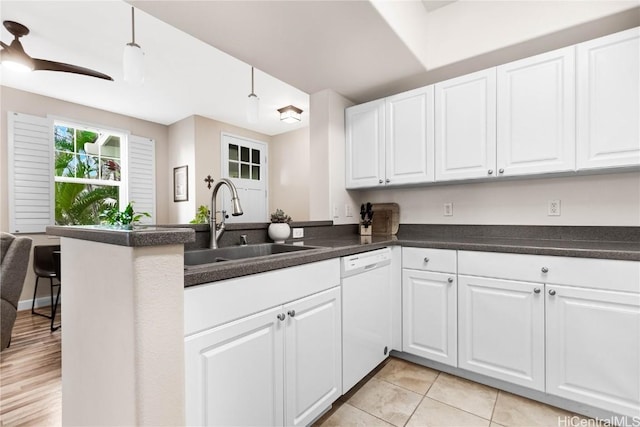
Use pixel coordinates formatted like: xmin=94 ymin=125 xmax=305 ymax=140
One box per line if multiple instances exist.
xmin=444 ymin=203 xmax=453 ymax=216
xmin=292 ymin=228 xmax=304 ymax=238
xmin=548 ymin=200 xmax=561 ymax=216
xmin=345 ymin=204 xmax=353 ymax=217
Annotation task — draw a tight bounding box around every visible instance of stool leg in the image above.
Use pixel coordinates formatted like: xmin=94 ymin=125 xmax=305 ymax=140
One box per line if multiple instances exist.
xmin=51 ymin=284 xmax=61 ymax=332
xmin=31 ymin=276 xmax=40 ymax=314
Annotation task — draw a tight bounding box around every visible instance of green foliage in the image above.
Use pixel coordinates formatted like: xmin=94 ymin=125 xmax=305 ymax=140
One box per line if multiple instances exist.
xmin=100 ymin=202 xmax=151 ymax=227
xmin=189 ymin=205 xmax=210 ymax=224
xmin=55 ymin=183 xmax=118 ymax=225
xmin=270 ymin=208 xmax=292 ymax=224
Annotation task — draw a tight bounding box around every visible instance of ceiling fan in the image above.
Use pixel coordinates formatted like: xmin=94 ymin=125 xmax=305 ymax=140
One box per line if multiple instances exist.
xmin=0 ymin=20 xmax=113 ymax=81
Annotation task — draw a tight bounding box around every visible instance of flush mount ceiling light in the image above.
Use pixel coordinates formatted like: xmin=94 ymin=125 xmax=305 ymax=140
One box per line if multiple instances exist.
xmin=123 ymin=6 xmax=144 ymax=85
xmin=277 ymin=105 xmax=303 ymax=123
xmin=247 ymin=66 xmax=259 ymax=123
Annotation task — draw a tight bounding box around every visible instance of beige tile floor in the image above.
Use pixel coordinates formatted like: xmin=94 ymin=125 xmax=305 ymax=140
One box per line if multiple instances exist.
xmin=314 ymin=357 xmax=593 ymax=427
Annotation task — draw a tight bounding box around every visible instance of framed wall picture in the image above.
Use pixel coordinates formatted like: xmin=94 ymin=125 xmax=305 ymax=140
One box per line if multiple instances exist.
xmin=173 ymin=165 xmax=188 ymax=202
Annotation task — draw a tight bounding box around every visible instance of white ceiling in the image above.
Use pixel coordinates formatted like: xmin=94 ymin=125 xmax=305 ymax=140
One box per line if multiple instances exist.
xmin=1 ymin=1 xmax=638 ymax=136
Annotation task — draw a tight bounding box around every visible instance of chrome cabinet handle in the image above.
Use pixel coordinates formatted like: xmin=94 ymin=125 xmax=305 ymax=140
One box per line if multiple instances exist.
xmin=548 ymin=289 xmax=556 ymax=296
xmin=287 ymin=310 xmax=296 ymax=318
xmin=488 ymin=169 xmax=494 ymax=175
xmin=277 ymin=313 xmax=286 ymax=321
xmin=533 ymin=288 xmax=541 ymax=294
xmin=447 ymin=277 xmax=454 ymax=283
xmin=423 ymin=257 xmax=430 ymax=263
xmin=541 ymin=267 xmax=549 ymax=273
xmin=378 ymin=179 xmax=383 ymax=184
xmin=499 ymin=168 xmax=504 ymax=174
xmin=385 ymin=178 xmax=390 ymax=183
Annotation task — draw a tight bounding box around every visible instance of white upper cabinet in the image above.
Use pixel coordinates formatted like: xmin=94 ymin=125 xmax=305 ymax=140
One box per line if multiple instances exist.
xmin=576 ymin=27 xmax=640 ymax=170
xmin=346 ymin=87 xmax=434 ymax=189
xmin=497 ymin=47 xmax=576 ymax=176
xmin=345 ymin=100 xmax=385 ymax=189
xmin=435 ymin=69 xmax=497 ymax=181
xmin=385 ymin=86 xmax=435 ymax=185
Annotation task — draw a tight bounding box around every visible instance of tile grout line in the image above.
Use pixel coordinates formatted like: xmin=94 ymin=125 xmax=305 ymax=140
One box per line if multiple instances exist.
xmin=402 ymin=371 xmax=440 ymax=427
xmin=489 ymin=389 xmax=501 ymax=424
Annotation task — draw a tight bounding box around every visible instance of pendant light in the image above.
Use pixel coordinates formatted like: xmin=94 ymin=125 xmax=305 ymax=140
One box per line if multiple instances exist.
xmin=278 ymin=105 xmax=303 ymax=123
xmin=247 ymin=66 xmax=259 ymax=123
xmin=123 ymin=6 xmax=144 ymax=85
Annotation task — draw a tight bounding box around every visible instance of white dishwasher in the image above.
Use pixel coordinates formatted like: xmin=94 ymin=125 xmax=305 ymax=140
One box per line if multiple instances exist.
xmin=341 ymin=247 xmax=393 ymax=394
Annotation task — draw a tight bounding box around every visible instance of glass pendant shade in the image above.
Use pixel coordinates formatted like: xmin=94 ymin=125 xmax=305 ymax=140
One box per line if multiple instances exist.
xmin=247 ymin=93 xmax=259 ymax=123
xmin=123 ymin=43 xmax=144 ymax=84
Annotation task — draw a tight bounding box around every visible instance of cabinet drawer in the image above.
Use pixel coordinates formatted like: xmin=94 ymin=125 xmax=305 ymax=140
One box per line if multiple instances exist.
xmin=458 ymin=251 xmax=639 ymax=293
xmin=403 ymin=247 xmax=457 ymax=273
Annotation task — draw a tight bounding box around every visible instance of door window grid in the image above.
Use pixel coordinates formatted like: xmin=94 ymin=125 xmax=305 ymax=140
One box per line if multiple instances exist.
xmin=228 ymin=144 xmax=260 ymax=180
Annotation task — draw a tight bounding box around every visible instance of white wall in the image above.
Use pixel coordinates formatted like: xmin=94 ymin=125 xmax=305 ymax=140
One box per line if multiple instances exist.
xmin=309 ymin=89 xmax=359 ymax=224
xmin=358 ymin=172 xmax=640 ymax=226
xmin=269 ymin=127 xmax=310 ymax=221
xmin=167 ymin=116 xmax=196 ymax=223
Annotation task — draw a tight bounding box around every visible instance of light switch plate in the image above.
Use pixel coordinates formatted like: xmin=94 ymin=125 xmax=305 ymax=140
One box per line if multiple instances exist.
xmin=444 ymin=203 xmax=453 ymax=216
xmin=292 ymin=228 xmax=304 ymax=238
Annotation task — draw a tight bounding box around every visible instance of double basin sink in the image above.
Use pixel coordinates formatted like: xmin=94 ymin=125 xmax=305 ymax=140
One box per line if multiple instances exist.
xmin=184 ymin=243 xmax=321 ymax=268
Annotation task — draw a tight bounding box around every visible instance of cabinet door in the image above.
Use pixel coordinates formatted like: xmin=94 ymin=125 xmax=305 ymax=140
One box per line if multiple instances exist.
xmin=403 ymin=269 xmax=457 ymax=366
xmin=577 ymin=27 xmax=640 ymax=170
xmin=385 ymin=86 xmax=435 ymax=185
xmin=435 ymin=69 xmax=497 ymax=181
xmin=458 ymin=275 xmax=545 ymax=391
xmin=497 ymin=47 xmax=576 ymax=176
xmin=546 ymin=284 xmax=640 ymax=417
xmin=185 ymin=306 xmax=284 ymax=427
xmin=345 ymin=100 xmax=385 ymax=189
xmin=284 ymin=287 xmax=342 ymax=427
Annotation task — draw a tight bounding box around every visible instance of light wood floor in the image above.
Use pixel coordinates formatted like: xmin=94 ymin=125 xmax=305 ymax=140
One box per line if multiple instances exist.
xmin=1 ymin=308 xmax=61 ymax=426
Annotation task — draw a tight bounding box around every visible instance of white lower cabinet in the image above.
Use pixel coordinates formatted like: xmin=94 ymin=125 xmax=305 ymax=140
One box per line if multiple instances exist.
xmin=457 ymin=275 xmax=545 ymax=391
xmin=403 ymin=270 xmax=457 ymax=366
xmin=185 ymin=286 xmax=341 ymax=427
xmin=546 ymin=284 xmax=640 ymax=418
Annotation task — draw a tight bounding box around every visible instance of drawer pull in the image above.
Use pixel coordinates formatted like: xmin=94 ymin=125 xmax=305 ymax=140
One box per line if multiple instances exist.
xmin=488 ymin=169 xmax=494 ymax=175
xmin=277 ymin=313 xmax=286 ymax=321
xmin=548 ymin=289 xmax=556 ymax=296
xmin=533 ymin=288 xmax=541 ymax=294
xmin=287 ymin=310 xmax=296 ymax=318
xmin=447 ymin=277 xmax=454 ymax=283
xmin=541 ymin=267 xmax=549 ymax=273
xmin=424 ymin=257 xmax=430 ymax=263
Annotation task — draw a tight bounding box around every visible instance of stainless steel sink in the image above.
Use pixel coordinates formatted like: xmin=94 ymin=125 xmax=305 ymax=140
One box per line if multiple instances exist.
xmin=184 ymin=243 xmax=320 ymax=266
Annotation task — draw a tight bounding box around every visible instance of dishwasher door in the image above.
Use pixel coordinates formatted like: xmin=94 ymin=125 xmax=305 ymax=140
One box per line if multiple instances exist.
xmin=341 ymin=248 xmax=392 ymax=394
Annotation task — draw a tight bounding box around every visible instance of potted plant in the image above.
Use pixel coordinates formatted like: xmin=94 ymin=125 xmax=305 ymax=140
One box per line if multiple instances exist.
xmin=189 ymin=205 xmax=210 ymax=224
xmin=268 ymin=208 xmax=292 ymax=243
xmin=100 ymin=202 xmax=150 ymax=230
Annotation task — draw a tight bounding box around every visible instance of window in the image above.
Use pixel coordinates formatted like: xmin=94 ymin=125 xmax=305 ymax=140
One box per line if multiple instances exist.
xmin=7 ymin=112 xmax=156 ymax=233
xmin=53 ymin=122 xmax=123 ymax=225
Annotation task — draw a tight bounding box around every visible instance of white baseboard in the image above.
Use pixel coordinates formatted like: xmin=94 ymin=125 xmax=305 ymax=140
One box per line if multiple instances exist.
xmin=17 ymin=296 xmax=60 ymax=312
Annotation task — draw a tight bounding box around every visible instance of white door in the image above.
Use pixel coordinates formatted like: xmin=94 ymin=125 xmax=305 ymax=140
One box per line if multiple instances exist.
xmin=284 ymin=288 xmax=342 ymax=427
xmin=345 ymin=99 xmax=385 ymax=189
xmin=497 ymin=47 xmax=576 ymax=176
xmin=184 ymin=306 xmax=284 ymax=426
xmin=546 ymin=284 xmax=640 ymax=418
xmin=403 ymin=269 xmax=457 ymax=367
xmin=385 ymin=86 xmax=435 ymax=186
xmin=435 ymin=69 xmax=497 ymax=181
xmin=221 ymin=133 xmax=267 ymax=222
xmin=458 ymin=275 xmax=545 ymax=391
xmin=576 ymin=27 xmax=640 ymax=170
xmin=342 ymin=264 xmax=392 ymax=394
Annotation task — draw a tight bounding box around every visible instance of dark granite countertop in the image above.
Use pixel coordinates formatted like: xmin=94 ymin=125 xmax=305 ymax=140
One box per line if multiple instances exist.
xmin=46 ymin=225 xmax=195 ymax=247
xmin=183 ymin=234 xmax=640 ymax=287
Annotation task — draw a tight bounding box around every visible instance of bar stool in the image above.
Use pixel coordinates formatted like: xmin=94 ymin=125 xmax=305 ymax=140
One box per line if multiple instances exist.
xmin=31 ymin=245 xmax=61 ymax=321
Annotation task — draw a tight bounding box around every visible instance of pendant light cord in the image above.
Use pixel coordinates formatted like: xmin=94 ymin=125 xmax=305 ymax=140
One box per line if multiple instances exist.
xmin=251 ymin=66 xmax=255 ymax=95
xmin=131 ymin=7 xmax=136 ymax=45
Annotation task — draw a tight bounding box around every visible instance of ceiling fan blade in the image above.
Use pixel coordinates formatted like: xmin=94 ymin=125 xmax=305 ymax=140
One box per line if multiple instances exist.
xmin=33 ymin=58 xmax=113 ymax=81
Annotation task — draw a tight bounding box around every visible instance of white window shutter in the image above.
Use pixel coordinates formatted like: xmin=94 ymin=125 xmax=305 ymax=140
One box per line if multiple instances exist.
xmin=7 ymin=112 xmax=54 ymax=233
xmin=127 ymin=135 xmax=156 ymax=224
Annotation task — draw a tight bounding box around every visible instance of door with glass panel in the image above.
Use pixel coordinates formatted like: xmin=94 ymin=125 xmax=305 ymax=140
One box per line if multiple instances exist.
xmin=221 ymin=133 xmax=267 ymax=222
